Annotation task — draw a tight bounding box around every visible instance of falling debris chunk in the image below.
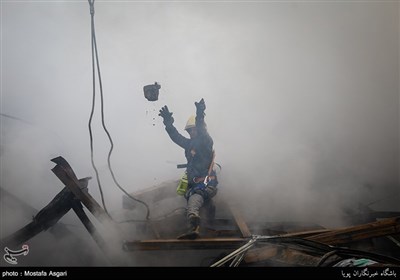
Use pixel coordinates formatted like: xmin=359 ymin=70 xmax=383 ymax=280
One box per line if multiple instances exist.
xmin=144 ymin=82 xmax=161 ymax=101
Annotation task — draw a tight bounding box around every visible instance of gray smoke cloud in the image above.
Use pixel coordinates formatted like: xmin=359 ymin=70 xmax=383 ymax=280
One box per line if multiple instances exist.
xmin=1 ymin=1 xmax=399 ymax=266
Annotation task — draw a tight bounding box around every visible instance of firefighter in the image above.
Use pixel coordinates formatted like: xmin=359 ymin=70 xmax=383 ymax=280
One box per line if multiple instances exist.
xmin=159 ymin=98 xmax=218 ymax=239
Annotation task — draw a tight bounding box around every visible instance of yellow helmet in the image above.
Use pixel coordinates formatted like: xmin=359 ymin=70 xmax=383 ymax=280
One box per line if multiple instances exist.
xmin=185 ymin=115 xmax=196 ymax=130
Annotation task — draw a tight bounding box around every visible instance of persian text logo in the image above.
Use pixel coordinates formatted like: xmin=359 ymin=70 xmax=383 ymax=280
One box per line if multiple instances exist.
xmin=3 ymin=245 xmax=29 ymax=265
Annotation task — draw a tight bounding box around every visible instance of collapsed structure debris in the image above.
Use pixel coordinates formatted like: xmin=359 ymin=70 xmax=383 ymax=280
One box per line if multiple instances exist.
xmin=1 ymin=156 xmax=399 ymax=267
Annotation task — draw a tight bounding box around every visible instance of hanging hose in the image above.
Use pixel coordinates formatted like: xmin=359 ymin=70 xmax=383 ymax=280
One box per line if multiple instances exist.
xmin=87 ymin=0 xmax=150 ymax=220
xmin=87 ymin=0 xmax=108 ymax=215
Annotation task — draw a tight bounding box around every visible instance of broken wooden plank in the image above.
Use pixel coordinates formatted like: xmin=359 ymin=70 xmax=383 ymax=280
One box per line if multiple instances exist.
xmin=0 ymin=181 xmax=83 ymax=248
xmin=244 ymin=216 xmax=400 ymax=264
xmin=277 ymin=228 xmax=331 ymax=238
xmin=51 ymin=157 xmax=131 ymax=265
xmin=123 ymin=238 xmax=247 ymax=251
xmin=51 ymin=162 xmax=112 ymax=224
xmin=51 ymin=157 xmax=110 ymax=222
xmin=71 ymin=200 xmax=118 ymax=265
xmin=228 ymin=205 xmax=251 ymax=238
xmin=308 ymin=216 xmax=400 ymax=245
xmin=0 ymin=186 xmax=74 ymax=239
xmin=71 ymin=200 xmax=107 ymax=251
xmin=51 ymin=157 xmax=128 ymax=247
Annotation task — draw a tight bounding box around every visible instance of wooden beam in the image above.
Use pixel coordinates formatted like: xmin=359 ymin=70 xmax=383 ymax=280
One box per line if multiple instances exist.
xmin=0 ymin=185 xmax=76 ymax=248
xmin=51 ymin=157 xmax=132 ymax=265
xmin=51 ymin=157 xmax=106 ymax=219
xmin=51 ymin=158 xmax=112 ymax=224
xmin=51 ymin=157 xmax=127 ymax=249
xmin=228 ymin=205 xmax=251 ymax=238
xmin=0 ymin=186 xmax=74 ymax=239
xmin=123 ymin=238 xmax=247 ymax=251
xmin=277 ymin=228 xmax=331 ymax=238
xmin=308 ymin=216 xmax=400 ymax=245
xmin=244 ymin=216 xmax=400 ymax=264
xmin=71 ymin=201 xmax=107 ymax=251
xmin=71 ymin=200 xmax=118 ymax=265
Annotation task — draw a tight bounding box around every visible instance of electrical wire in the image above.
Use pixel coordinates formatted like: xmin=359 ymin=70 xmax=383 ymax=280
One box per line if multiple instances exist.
xmin=87 ymin=0 xmax=150 ymax=220
xmin=87 ymin=0 xmax=108 ymax=215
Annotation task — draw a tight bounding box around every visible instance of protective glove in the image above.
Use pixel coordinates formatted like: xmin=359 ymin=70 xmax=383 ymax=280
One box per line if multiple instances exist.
xmin=195 ymin=98 xmax=206 ymax=115
xmin=159 ymin=105 xmax=174 ymax=127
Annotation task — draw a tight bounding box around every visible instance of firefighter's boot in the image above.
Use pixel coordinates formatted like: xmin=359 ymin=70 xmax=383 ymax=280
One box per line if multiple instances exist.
xmin=177 ymin=215 xmax=200 ymax=240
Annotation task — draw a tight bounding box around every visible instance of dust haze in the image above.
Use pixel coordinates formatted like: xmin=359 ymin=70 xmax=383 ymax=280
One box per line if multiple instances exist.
xmin=1 ymin=1 xmax=399 ymax=266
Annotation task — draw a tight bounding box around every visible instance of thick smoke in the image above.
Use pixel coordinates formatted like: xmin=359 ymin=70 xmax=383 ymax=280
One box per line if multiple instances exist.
xmin=1 ymin=1 xmax=399 ymax=266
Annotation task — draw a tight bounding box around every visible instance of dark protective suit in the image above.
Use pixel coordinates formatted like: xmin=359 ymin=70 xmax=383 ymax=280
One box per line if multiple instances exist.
xmin=163 ymin=110 xmax=218 ymax=219
xmin=165 ymin=114 xmax=216 ymax=185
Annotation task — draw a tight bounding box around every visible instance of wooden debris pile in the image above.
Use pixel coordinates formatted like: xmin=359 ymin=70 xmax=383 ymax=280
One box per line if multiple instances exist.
xmin=1 ymin=156 xmax=399 ymax=267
